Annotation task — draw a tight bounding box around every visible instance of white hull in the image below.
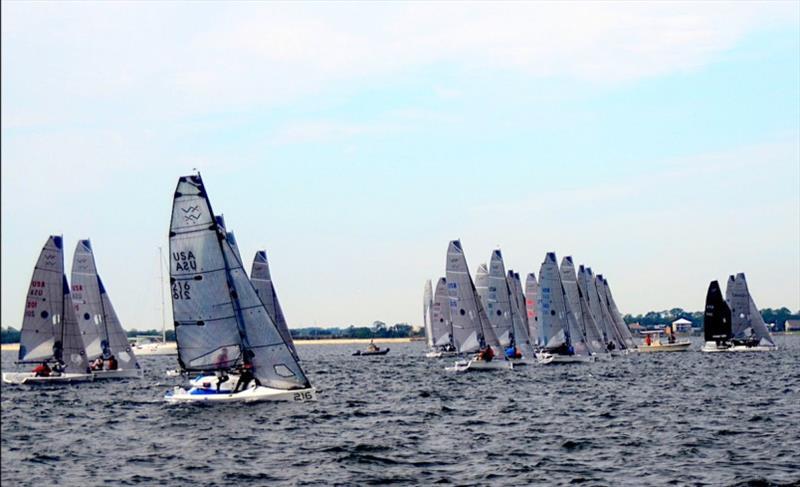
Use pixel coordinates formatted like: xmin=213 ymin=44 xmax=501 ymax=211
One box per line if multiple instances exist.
xmin=536 ymin=353 xmax=596 ymax=365
xmin=593 ymin=353 xmax=613 ymax=361
xmin=509 ymin=358 xmax=529 ymax=366
xmin=92 ymin=368 xmax=144 ymax=380
xmin=189 ymin=374 xmax=239 ymax=391
xmin=133 ymin=342 xmax=177 ymax=356
xmin=2 ymin=372 xmax=95 ymax=385
xmin=164 ymin=384 xmax=317 ymax=403
xmin=425 ymin=350 xmax=460 ymax=358
xmin=701 ymin=341 xmax=777 ymax=353
xmin=446 ymin=358 xmax=513 ymax=372
xmin=639 ymin=341 xmax=692 ymax=353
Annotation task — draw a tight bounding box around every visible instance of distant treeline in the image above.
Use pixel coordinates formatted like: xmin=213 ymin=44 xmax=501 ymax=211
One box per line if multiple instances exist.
xmin=623 ymin=307 xmax=799 ymax=331
xmin=1 ymin=321 xmax=422 ymax=344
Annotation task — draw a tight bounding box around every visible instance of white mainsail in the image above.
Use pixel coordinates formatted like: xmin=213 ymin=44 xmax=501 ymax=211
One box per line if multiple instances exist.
xmin=423 ymin=279 xmax=434 ymax=348
xmin=525 ymin=273 xmax=540 ymax=346
xmin=486 ymin=251 xmax=514 ymax=347
xmin=600 ymin=276 xmax=637 ymax=349
xmin=537 ymin=252 xmax=570 ymax=350
xmin=727 ymin=273 xmax=775 ymax=346
xmin=71 ymin=239 xmax=140 ymax=370
xmin=431 ymin=278 xmax=453 ymax=347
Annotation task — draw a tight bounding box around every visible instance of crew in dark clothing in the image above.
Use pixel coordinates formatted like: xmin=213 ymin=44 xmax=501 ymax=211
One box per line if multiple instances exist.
xmin=107 ymin=355 xmax=118 ymax=371
xmin=477 ymin=346 xmax=494 ymax=362
xmin=233 ymin=363 xmax=256 ymax=393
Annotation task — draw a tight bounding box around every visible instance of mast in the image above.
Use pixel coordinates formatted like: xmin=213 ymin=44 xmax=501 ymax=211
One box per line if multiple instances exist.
xmin=159 ymin=246 xmax=166 ymax=343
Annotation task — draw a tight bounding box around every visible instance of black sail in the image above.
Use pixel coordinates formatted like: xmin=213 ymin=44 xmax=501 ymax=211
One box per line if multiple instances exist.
xmin=703 ymin=280 xmax=732 ymax=342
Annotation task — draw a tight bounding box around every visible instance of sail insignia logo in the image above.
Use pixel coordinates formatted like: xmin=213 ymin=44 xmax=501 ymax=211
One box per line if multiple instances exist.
xmin=43 ymin=254 xmax=56 ymax=266
xmin=181 ymin=205 xmax=202 ymax=223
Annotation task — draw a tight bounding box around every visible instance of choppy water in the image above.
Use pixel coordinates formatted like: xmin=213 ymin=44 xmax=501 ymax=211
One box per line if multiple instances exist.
xmin=2 ymin=336 xmax=799 ymax=486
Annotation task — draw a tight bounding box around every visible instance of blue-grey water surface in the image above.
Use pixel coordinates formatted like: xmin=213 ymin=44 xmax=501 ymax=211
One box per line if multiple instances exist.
xmin=2 ymin=336 xmax=799 ymax=486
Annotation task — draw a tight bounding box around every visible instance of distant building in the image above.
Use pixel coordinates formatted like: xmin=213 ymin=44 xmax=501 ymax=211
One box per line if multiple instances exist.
xmin=671 ymin=317 xmax=693 ymax=334
xmin=786 ymin=319 xmax=800 ymax=332
xmin=629 ymin=322 xmax=644 ymax=334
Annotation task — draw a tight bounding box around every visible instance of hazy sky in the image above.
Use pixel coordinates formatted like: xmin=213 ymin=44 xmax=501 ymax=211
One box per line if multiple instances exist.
xmin=2 ymin=2 xmax=799 ymax=331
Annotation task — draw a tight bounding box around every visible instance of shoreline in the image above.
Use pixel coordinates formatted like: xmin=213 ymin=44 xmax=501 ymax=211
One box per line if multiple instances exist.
xmin=0 ymin=337 xmax=418 ymax=352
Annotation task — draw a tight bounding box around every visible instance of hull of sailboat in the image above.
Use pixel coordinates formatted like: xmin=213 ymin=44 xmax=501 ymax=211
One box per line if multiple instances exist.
xmin=509 ymin=357 xmax=530 ymax=366
xmin=2 ymin=372 xmax=94 ymax=385
xmin=133 ymin=342 xmax=177 ymax=356
xmin=425 ymin=350 xmax=460 ymax=358
xmin=536 ymin=353 xmax=596 ymax=365
xmin=639 ymin=341 xmax=692 ymax=353
xmin=92 ymin=369 xmax=145 ymax=380
xmin=445 ymin=358 xmax=513 ymax=372
xmin=701 ymin=341 xmax=778 ymax=353
xmin=164 ymin=384 xmax=317 ymax=403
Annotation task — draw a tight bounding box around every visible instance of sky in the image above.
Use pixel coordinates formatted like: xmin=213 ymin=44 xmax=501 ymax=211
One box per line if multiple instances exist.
xmin=2 ymin=1 xmax=799 ymax=331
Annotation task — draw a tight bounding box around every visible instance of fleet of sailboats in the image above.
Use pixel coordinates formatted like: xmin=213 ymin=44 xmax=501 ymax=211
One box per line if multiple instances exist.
xmin=1 ymin=175 xmax=781 ymax=397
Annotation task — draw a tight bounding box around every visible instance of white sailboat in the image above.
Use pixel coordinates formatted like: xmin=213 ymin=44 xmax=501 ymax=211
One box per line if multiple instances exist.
xmin=251 ymin=250 xmax=300 ymax=361
xmin=535 ymin=253 xmax=595 ymax=365
xmin=71 ymin=239 xmax=144 ymax=379
xmin=525 ymin=273 xmax=541 ymax=348
xmin=3 ymin=236 xmax=94 ymax=385
xmin=444 ymin=240 xmax=512 ymax=372
xmin=163 ymin=174 xmax=316 ymax=403
xmin=426 ymin=277 xmax=458 ymax=358
xmin=133 ymin=246 xmax=178 ymax=356
xmin=560 ymin=256 xmax=607 ymax=358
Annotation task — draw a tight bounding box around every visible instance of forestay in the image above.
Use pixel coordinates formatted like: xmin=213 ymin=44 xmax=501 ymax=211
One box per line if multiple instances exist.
xmin=71 ymin=239 xmax=140 ymax=370
xmin=170 ymin=174 xmax=310 ymax=390
xmin=251 ymin=250 xmax=299 ymax=361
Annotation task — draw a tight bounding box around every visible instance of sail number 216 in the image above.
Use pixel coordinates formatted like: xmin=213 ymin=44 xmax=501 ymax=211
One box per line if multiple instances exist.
xmin=173 ymin=282 xmax=191 ymax=300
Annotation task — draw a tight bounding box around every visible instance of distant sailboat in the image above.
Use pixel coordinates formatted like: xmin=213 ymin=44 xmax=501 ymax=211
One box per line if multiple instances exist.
xmin=505 ymin=270 xmax=536 ymax=364
xmin=596 ymin=275 xmax=637 ymax=350
xmin=3 ymin=236 xmax=93 ymax=384
xmin=423 ymin=279 xmax=434 ymax=350
xmin=71 ymin=239 xmax=143 ymax=379
xmin=702 ymin=274 xmax=777 ymax=352
xmin=484 ymin=251 xmax=514 ymax=349
xmin=164 ymin=174 xmax=316 ymax=402
xmin=560 ymin=257 xmax=606 ymax=356
xmin=445 ymin=240 xmax=512 ymax=371
xmin=536 ymin=252 xmax=594 ymax=364
xmin=426 ymin=277 xmax=457 ymax=358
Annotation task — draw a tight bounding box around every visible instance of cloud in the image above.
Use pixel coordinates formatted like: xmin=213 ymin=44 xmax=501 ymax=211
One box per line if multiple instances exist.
xmin=2 ymin=1 xmax=796 ymax=129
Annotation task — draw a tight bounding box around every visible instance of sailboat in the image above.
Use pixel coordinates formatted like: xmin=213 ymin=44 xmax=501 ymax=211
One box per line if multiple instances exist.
xmin=133 ymin=247 xmax=177 ymax=356
xmin=423 ymin=279 xmax=434 ymax=352
xmin=163 ymin=174 xmax=316 ymax=402
xmin=580 ymin=266 xmax=626 ymax=355
xmin=536 ymin=253 xmax=595 ymax=364
xmin=598 ymin=275 xmax=638 ymax=351
xmin=426 ymin=277 xmax=458 ymax=358
xmin=3 ymin=236 xmax=94 ymax=384
xmin=560 ymin=257 xmax=607 ymax=358
xmin=702 ymin=274 xmax=777 ymax=352
xmin=71 ymin=239 xmax=144 ymax=379
xmin=484 ymin=251 xmax=514 ymax=350
xmin=505 ymin=270 xmax=536 ymax=365
xmin=444 ymin=240 xmax=512 ymax=372
xmin=525 ymin=273 xmax=541 ymax=348
xmin=251 ymin=250 xmax=299 ymax=361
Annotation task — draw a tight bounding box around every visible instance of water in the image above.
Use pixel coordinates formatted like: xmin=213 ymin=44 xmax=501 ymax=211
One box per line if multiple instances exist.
xmin=2 ymin=336 xmax=799 ymax=486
